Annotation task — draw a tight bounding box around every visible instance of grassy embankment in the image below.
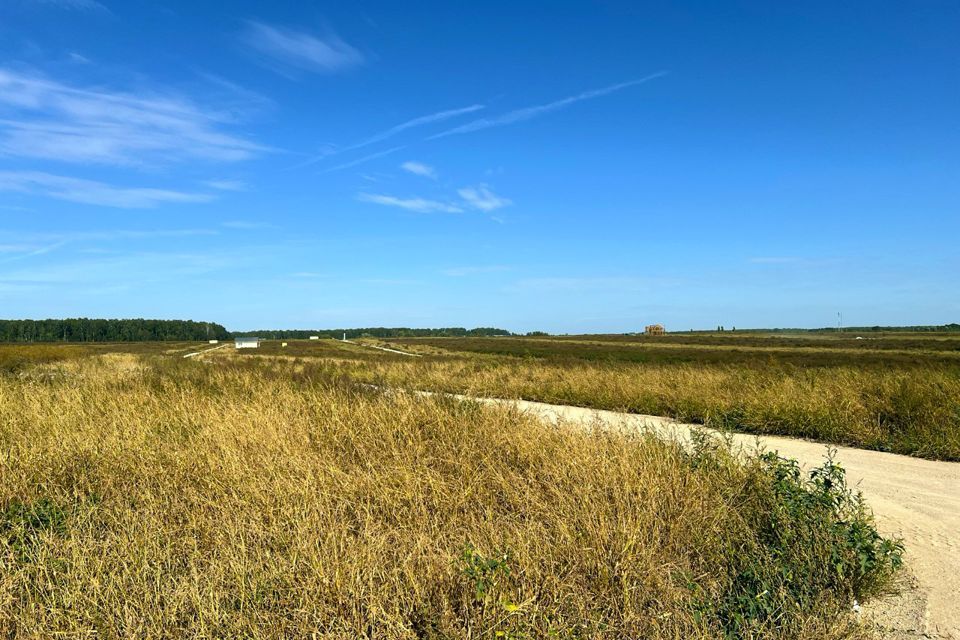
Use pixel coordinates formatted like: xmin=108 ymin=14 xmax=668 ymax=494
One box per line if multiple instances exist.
xmin=0 ymin=353 xmax=901 ymax=638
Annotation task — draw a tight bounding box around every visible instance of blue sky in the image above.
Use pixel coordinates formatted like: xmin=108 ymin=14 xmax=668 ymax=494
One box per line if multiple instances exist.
xmin=0 ymin=1 xmax=957 ymax=332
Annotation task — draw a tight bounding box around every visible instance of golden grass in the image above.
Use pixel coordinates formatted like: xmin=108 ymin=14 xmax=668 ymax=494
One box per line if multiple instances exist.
xmin=0 ymin=355 xmax=900 ymax=638
xmin=0 ymin=344 xmax=90 ymax=374
xmin=306 ymin=356 xmax=960 ymax=460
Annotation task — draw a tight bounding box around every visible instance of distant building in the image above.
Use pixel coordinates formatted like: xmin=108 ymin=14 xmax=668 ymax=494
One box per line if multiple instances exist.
xmin=645 ymin=324 xmax=665 ymax=335
xmin=309 ymin=336 xmax=320 ymax=340
xmin=235 ymin=337 xmax=261 ymax=349
xmin=208 ymin=339 xmax=219 ymax=344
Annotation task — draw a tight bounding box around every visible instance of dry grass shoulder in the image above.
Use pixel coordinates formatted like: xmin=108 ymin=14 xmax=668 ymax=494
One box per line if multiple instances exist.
xmin=317 ymin=357 xmax=960 ymax=460
xmin=0 ymin=356 xmax=901 ymax=638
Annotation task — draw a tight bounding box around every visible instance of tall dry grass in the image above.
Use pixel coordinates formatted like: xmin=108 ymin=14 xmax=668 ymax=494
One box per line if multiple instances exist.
xmin=0 ymin=355 xmax=900 ymax=638
xmin=311 ymin=357 xmax=960 ymax=460
xmin=0 ymin=344 xmax=89 ymax=374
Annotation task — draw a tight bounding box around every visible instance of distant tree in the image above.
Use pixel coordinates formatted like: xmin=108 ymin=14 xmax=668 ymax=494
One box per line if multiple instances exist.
xmin=0 ymin=319 xmax=230 ymax=343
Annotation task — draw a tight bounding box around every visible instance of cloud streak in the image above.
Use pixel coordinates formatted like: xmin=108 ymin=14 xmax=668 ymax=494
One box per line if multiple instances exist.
xmin=358 ymin=182 xmax=511 ymax=215
xmin=429 ymin=72 xmax=667 ymax=139
xmin=241 ymin=21 xmax=364 ymax=75
xmin=400 ymin=161 xmax=436 ymax=179
xmin=357 ymin=193 xmax=463 ymax=213
xmin=296 ymin=104 xmax=484 ymax=169
xmin=350 ymin=105 xmax=484 ymax=151
xmin=31 ymin=0 xmax=108 ymax=12
xmin=0 ymin=171 xmax=214 ymax=208
xmin=322 ymin=146 xmax=404 ymax=172
xmin=0 ymin=67 xmax=266 ymax=167
xmin=458 ymin=184 xmax=511 ymax=211
xmin=203 ymin=179 xmax=247 ymax=191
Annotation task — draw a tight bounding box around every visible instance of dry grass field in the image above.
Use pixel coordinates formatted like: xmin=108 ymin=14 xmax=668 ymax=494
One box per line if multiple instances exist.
xmin=343 ymin=334 xmax=960 ymax=460
xmin=0 ymin=349 xmax=903 ymax=638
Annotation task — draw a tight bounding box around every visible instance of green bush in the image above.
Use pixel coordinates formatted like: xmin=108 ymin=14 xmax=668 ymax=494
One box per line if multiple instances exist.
xmin=694 ymin=447 xmax=903 ymax=637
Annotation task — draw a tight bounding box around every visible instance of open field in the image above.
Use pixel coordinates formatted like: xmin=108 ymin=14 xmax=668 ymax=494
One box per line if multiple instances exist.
xmin=0 ymin=342 xmax=214 ymax=374
xmin=0 ymin=348 xmax=905 ymax=638
xmin=9 ymin=333 xmax=957 ymax=459
xmin=347 ymin=334 xmax=960 ymax=460
xmin=386 ymin=335 xmax=960 ymax=367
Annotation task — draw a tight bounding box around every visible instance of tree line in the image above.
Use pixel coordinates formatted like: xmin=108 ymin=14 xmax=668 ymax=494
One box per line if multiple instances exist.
xmin=0 ymin=320 xmax=511 ymax=342
xmin=817 ymin=323 xmax=960 ymax=333
xmin=232 ymin=327 xmax=512 ymax=339
xmin=0 ymin=319 xmax=231 ymax=343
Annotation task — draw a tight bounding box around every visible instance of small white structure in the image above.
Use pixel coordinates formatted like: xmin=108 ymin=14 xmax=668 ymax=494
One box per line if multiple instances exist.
xmin=281 ymin=342 xmax=288 ymax=347
xmin=208 ymin=339 xmax=219 ymax=344
xmin=309 ymin=335 xmax=319 ymax=340
xmin=235 ymin=337 xmax=261 ymax=349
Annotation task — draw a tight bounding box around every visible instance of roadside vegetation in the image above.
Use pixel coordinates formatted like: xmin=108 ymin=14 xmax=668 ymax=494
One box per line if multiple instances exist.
xmin=323 ymin=356 xmax=959 ymax=460
xmin=338 ymin=334 xmax=959 ymax=461
xmin=0 ymin=353 xmax=901 ymax=638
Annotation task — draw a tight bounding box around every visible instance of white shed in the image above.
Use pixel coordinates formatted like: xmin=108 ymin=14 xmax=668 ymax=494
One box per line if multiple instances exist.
xmin=309 ymin=335 xmax=320 ymax=340
xmin=235 ymin=337 xmax=261 ymax=349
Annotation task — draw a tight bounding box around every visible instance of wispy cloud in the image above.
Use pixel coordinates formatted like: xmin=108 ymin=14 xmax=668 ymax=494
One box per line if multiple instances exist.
xmin=357 ymin=193 xmax=463 ymax=213
xmin=0 ymin=244 xmax=34 ymax=254
xmin=429 ymin=72 xmax=667 ymax=139
xmin=241 ymin=21 xmax=364 ymax=75
xmin=350 ymin=105 xmax=483 ymax=150
xmin=30 ymin=0 xmax=108 ymax=12
xmin=193 ymin=71 xmax=275 ymax=119
xmin=296 ymin=104 xmax=483 ymax=168
xmin=0 ymin=228 xmax=217 ymax=246
xmin=0 ymin=228 xmax=221 ymax=268
xmin=323 ymin=146 xmax=404 ymax=172
xmin=358 ymin=182 xmax=512 ymax=215
xmin=0 ymin=67 xmax=266 ymax=167
xmin=0 ymin=171 xmax=214 ymax=208
xmin=400 ymin=161 xmax=436 ymax=179
xmin=0 ymin=241 xmax=66 ymax=264
xmin=203 ymin=179 xmax=247 ymax=191
xmin=0 ymin=251 xmax=237 ymax=289
xmin=458 ymin=185 xmax=511 ymax=211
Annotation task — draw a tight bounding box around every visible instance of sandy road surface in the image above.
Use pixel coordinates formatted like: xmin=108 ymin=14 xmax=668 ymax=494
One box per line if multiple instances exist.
xmin=343 ymin=339 xmax=421 ymax=356
xmin=419 ymin=391 xmax=959 ymax=639
xmin=183 ymin=343 xmax=230 ymax=358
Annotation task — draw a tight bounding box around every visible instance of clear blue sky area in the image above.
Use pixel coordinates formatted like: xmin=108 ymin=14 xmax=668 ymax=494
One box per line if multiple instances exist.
xmin=1 ymin=1 xmax=957 ymax=332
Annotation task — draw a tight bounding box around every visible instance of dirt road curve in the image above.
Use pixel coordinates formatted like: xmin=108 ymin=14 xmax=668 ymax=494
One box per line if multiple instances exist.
xmin=437 ymin=393 xmax=959 ymax=639
xmin=183 ymin=343 xmax=230 ymax=358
